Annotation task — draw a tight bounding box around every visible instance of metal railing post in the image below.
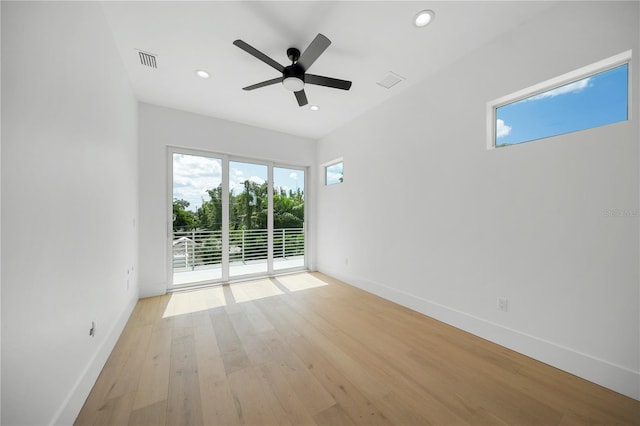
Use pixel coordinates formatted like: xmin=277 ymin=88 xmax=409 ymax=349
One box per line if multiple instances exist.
xmin=282 ymin=228 xmax=286 ymax=259
xmin=191 ymin=230 xmax=196 ymax=270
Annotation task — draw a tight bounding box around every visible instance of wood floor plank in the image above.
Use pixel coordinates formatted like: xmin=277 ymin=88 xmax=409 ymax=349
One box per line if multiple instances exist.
xmin=210 ymin=307 xmax=251 ymax=375
xmin=90 ymin=392 xmax=135 ymax=426
xmin=228 ymin=309 xmax=275 ymax=366
xmin=281 ymin=280 xmax=412 ymax=357
xmin=128 ymin=399 xmax=167 ymax=426
xmin=313 ymin=404 xmax=356 ymax=426
xmin=227 ymin=366 xmax=289 ymax=426
xmin=257 ymin=327 xmax=336 ymax=416
xmin=131 ymin=327 xmax=172 ymax=411
xmin=285 ymin=334 xmax=393 ymax=426
xmin=197 ymin=359 xmax=240 ymax=426
xmin=76 ymin=322 xmax=152 ymax=425
xmin=405 ymin=344 xmax=563 ymax=424
xmin=166 ymin=331 xmax=203 ymax=426
xmin=130 ymin=296 xmax=161 ymax=327
xmin=257 ymin=362 xmax=318 ymax=426
xmin=76 ymin=273 xmax=640 ymax=426
xmin=243 ymin=299 xmax=275 ymax=333
xmin=517 ymin=363 xmax=640 ymax=424
xmin=269 ymin=300 xmax=391 ymax=401
xmin=193 ymin=309 xmax=240 ymax=426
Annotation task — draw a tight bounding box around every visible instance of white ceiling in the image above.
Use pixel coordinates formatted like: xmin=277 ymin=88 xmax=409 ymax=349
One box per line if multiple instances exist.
xmin=101 ymin=1 xmax=558 ymax=140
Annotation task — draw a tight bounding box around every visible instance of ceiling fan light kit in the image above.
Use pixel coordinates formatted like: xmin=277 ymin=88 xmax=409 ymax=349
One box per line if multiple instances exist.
xmin=233 ymin=33 xmax=352 ymax=107
xmin=283 ymin=77 xmax=305 ymax=92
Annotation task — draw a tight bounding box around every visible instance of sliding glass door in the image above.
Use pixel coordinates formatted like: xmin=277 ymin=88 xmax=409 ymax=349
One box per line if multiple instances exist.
xmin=170 ymin=149 xmax=306 ymax=289
xmin=273 ymin=167 xmax=305 ymax=271
xmin=171 ymin=152 xmax=223 ymax=286
xmin=229 ymin=160 xmax=269 ymax=278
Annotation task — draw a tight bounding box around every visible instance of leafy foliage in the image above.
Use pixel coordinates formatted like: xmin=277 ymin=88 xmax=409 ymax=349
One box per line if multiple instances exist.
xmin=172 ymin=199 xmax=197 ymax=230
xmin=172 ymin=182 xmax=304 ymax=232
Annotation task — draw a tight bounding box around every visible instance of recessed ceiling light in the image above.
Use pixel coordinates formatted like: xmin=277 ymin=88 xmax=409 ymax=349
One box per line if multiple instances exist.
xmin=310 ymin=105 xmax=320 ymax=111
xmin=414 ymin=10 xmax=435 ymax=27
xmin=195 ymin=69 xmax=210 ymax=79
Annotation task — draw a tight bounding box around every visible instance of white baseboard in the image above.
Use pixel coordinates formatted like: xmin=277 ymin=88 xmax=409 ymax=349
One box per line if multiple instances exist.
xmin=317 ymin=266 xmax=640 ymax=401
xmin=52 ymin=296 xmax=138 ymax=425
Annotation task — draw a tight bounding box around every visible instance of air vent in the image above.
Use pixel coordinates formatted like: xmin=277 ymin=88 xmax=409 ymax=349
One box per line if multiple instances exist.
xmin=137 ymin=50 xmax=157 ymax=68
xmin=376 ymin=71 xmax=405 ymax=89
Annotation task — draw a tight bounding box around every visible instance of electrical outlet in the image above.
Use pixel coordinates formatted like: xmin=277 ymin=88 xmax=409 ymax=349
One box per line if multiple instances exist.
xmin=89 ymin=321 xmax=96 ymax=337
xmin=498 ymin=298 xmax=509 ymax=312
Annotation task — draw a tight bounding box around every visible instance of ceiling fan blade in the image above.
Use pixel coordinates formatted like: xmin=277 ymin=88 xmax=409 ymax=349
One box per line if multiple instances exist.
xmin=233 ymin=39 xmax=285 ymax=73
xmin=297 ymin=33 xmax=331 ymax=71
xmin=306 ymin=74 xmax=352 ymax=90
xmin=242 ymin=77 xmax=282 ymax=91
xmin=295 ymin=90 xmax=308 ymax=107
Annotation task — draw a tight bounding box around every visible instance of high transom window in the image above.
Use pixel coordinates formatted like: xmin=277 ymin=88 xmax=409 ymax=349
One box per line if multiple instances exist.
xmin=488 ymin=51 xmax=631 ymax=149
xmin=325 ymin=160 xmax=344 ymax=186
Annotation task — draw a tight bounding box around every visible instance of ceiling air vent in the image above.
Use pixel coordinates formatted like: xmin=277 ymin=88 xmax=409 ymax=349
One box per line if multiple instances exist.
xmin=137 ymin=50 xmax=157 ymax=69
xmin=376 ymin=71 xmax=405 ymax=89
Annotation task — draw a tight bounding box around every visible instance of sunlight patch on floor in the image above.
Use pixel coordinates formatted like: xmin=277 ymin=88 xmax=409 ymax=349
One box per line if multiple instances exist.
xmin=231 ymin=279 xmax=284 ymax=303
xmin=277 ymin=273 xmax=328 ymax=292
xmin=162 ymin=273 xmax=327 ymax=318
xmin=162 ymin=286 xmax=227 ymax=318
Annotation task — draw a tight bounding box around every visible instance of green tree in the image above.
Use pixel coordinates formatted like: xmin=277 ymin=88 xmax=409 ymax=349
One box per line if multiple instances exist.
xmin=173 ymin=199 xmax=197 ymax=230
xmin=197 ymin=185 xmax=223 ymax=230
xmin=273 ymin=192 xmax=304 ymax=228
xmin=232 ymin=180 xmax=268 ymax=230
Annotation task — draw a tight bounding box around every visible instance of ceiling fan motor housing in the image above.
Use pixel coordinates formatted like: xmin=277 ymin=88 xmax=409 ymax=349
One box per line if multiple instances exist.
xmin=287 ymin=47 xmax=301 ymax=63
xmin=283 ymin=47 xmax=305 ymax=91
xmin=283 ymin=63 xmax=305 ymax=81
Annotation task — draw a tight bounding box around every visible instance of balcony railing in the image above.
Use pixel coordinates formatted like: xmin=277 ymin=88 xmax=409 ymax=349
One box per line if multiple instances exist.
xmin=172 ymin=228 xmax=304 ymax=270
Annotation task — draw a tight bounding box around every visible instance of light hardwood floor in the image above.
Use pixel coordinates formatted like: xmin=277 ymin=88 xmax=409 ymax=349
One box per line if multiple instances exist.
xmin=75 ymin=272 xmax=639 ymax=425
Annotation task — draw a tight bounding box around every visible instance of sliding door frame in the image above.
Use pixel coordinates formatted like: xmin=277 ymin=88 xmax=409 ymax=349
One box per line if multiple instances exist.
xmin=167 ymin=146 xmax=308 ymax=291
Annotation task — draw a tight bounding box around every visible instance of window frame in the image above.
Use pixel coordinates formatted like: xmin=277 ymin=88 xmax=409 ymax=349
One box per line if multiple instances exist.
xmin=167 ymin=146 xmax=309 ymax=289
xmin=486 ymin=50 xmax=632 ymax=149
xmin=322 ymin=158 xmax=344 ymax=186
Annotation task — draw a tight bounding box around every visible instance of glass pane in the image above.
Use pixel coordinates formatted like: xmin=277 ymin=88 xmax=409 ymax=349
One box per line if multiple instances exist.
xmin=172 ymin=153 xmax=223 ymax=285
xmin=326 ymin=162 xmax=343 ymax=185
xmin=229 ymin=161 xmax=268 ymax=277
xmin=496 ymin=64 xmax=628 ymax=147
xmin=273 ymin=167 xmax=305 ymax=271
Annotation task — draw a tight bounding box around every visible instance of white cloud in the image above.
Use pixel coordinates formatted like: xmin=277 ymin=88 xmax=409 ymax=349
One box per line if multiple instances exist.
xmin=229 ymin=174 xmax=267 ymax=195
xmin=496 ymin=119 xmax=512 ymax=138
xmin=172 ymin=154 xmax=222 ymax=211
xmin=248 ymin=175 xmax=265 ymax=185
xmin=289 ymin=172 xmax=298 ymax=180
xmin=326 ymin=171 xmax=343 ymax=184
xmin=528 ymin=77 xmax=591 ymax=101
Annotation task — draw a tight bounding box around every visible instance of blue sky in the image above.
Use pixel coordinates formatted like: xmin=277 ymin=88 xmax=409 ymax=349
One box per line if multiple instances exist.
xmin=173 ymin=154 xmax=304 ymax=212
xmin=496 ymin=64 xmax=628 ymax=146
xmin=325 ymin=162 xmax=343 ymax=185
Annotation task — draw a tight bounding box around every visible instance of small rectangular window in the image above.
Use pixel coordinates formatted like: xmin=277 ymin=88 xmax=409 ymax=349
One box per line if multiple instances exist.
xmin=488 ymin=51 xmax=631 ymax=149
xmin=325 ymin=161 xmax=343 ymax=186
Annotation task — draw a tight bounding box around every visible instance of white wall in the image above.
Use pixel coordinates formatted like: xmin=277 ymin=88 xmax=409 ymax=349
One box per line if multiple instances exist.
xmin=1 ymin=2 xmax=139 ymax=424
xmin=138 ymin=103 xmax=316 ymax=297
xmin=317 ymin=1 xmax=639 ymax=399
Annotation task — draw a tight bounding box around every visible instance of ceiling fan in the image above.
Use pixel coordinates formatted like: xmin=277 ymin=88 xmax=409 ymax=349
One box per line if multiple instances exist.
xmin=233 ymin=33 xmax=352 ymax=107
